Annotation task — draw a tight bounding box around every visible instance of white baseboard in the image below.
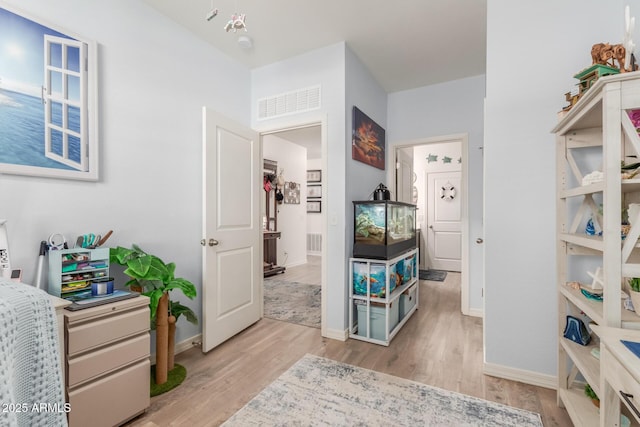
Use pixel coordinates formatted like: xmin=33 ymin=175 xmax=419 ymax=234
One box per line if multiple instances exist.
xmin=284 ymin=259 xmax=307 ymax=269
xmin=466 ymin=307 xmax=483 ymax=318
xmin=323 ymin=327 xmax=348 ymax=341
xmin=176 ymin=334 xmax=202 ymax=354
xmin=483 ymin=362 xmax=556 ymax=390
xmin=150 ymin=334 xmax=202 ymax=364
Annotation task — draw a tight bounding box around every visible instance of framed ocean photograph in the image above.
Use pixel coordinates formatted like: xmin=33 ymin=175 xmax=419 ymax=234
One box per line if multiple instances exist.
xmin=0 ymin=3 xmax=99 ymax=180
xmin=352 ymin=106 xmax=385 ymax=170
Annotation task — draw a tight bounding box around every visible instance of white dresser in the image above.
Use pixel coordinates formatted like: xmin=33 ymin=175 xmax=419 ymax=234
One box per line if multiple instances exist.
xmin=64 ymin=296 xmax=150 ymax=427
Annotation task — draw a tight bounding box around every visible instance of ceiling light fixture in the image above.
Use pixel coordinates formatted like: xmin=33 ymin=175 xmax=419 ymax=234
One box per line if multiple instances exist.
xmin=224 ymin=13 xmax=247 ymax=32
xmin=238 ymin=35 xmax=252 ymax=49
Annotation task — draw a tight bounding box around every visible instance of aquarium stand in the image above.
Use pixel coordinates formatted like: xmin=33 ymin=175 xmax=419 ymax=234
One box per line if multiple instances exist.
xmin=348 ymin=248 xmax=419 ymax=346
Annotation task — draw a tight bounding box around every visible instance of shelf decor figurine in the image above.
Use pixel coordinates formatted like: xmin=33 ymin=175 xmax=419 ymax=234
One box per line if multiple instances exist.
xmin=562 ymin=7 xmax=637 ymax=113
xmin=587 ymin=266 xmax=604 ymax=290
xmin=563 ymin=315 xmax=591 ymax=346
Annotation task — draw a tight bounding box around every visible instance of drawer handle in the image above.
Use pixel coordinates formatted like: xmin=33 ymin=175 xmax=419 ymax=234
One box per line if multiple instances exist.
xmin=621 ymin=391 xmax=640 ymax=419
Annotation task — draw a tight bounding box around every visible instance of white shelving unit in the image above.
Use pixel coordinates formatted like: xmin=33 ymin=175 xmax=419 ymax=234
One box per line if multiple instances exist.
xmin=348 ymin=248 xmax=419 ymax=346
xmin=553 ymin=72 xmax=640 ymax=426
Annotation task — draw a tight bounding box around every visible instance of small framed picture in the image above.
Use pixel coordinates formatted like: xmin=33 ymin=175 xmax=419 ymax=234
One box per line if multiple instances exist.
xmin=307 ymin=169 xmax=322 ymax=183
xmin=307 ymin=200 xmax=321 ymax=213
xmin=307 ymin=184 xmax=322 ymax=199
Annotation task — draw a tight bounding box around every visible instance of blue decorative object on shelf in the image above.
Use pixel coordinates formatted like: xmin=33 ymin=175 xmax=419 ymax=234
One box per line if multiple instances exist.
xmin=585 ymin=218 xmax=602 ymax=236
xmin=563 ymin=315 xmax=591 ymax=346
xmin=580 ymin=288 xmax=603 ymax=301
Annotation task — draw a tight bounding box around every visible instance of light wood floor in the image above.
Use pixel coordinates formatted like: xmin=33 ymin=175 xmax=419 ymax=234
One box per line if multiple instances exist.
xmin=268 ymin=254 xmax=321 ymax=285
xmin=126 ymin=262 xmax=571 ymax=427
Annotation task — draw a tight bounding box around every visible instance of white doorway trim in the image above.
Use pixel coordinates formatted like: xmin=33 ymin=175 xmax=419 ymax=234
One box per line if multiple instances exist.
xmin=255 ymin=115 xmax=329 ymax=337
xmin=389 ymin=133 xmax=472 ymax=316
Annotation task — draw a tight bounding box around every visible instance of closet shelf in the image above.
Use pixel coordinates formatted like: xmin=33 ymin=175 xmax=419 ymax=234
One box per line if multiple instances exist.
xmin=560 ymin=183 xmax=604 ymax=198
xmin=559 ymin=338 xmax=601 ymax=396
xmin=560 ymin=233 xmax=603 ymax=252
xmin=557 ymin=387 xmax=600 ymax=427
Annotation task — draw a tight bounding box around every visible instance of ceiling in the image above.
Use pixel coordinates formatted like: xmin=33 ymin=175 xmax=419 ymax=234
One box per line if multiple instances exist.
xmin=143 ymin=0 xmax=486 ymax=158
xmin=270 ymin=126 xmax=322 ymax=160
xmin=143 ymin=0 xmax=487 ymax=94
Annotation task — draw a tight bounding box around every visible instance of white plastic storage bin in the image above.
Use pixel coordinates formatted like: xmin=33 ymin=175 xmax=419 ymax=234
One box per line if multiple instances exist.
xmin=399 ymin=286 xmax=417 ymax=318
xmin=356 ymin=301 xmax=399 ymax=340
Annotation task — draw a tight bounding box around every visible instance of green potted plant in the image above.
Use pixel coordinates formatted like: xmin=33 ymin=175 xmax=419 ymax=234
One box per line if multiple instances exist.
xmin=584 ymin=383 xmax=599 ymax=408
xmin=110 ymin=244 xmax=197 ymax=385
xmin=628 ymin=277 xmax=640 ymax=316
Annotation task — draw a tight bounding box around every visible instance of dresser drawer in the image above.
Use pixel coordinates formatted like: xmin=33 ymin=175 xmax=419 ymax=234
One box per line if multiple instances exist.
xmin=67 ymin=332 xmax=149 ymax=388
xmin=603 ymin=346 xmax=640 ymax=424
xmin=67 ymin=359 xmax=150 ymax=427
xmin=66 ymin=307 xmax=149 ymax=355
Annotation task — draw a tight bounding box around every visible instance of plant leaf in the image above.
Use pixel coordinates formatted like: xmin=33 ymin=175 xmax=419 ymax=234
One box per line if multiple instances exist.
xmin=170 ymin=301 xmax=198 ymax=324
xmin=145 ymin=289 xmax=164 ymax=319
xmin=165 ymin=278 xmax=197 ymax=299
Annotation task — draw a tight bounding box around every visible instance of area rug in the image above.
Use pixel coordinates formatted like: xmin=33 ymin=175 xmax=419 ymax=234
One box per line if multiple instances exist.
xmin=263 ymin=279 xmax=320 ymax=328
xmin=419 ymin=269 xmax=448 ymax=282
xmin=222 ymin=354 xmax=543 ymax=427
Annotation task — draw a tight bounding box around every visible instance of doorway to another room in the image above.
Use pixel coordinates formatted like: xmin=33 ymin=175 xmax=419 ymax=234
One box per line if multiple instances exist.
xmin=394 ymin=135 xmax=469 ymax=313
xmin=261 ymin=124 xmax=324 ymax=330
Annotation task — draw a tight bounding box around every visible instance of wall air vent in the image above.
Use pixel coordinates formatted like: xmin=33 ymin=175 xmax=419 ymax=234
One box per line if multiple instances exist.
xmin=257 ymin=85 xmax=321 ymax=121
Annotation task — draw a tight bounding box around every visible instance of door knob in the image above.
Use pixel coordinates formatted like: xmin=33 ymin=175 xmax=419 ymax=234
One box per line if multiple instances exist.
xmin=201 ymin=239 xmax=220 ymax=246
xmin=476 ymin=238 xmax=484 ymax=244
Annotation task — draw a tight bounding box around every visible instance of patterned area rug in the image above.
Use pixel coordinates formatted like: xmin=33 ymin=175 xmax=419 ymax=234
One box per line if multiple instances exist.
xmin=263 ymin=279 xmax=321 ymax=328
xmin=222 ymin=354 xmax=543 ymax=427
xmin=419 ymin=269 xmax=448 ymax=281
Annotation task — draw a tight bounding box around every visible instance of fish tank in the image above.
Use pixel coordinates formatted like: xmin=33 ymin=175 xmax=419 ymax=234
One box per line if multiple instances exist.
xmin=353 ymin=200 xmax=416 ymax=259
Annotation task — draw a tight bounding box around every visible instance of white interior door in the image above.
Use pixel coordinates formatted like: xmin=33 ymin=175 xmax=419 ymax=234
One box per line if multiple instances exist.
xmin=202 ymin=107 xmax=261 ymax=352
xmin=395 ymin=148 xmax=414 ymax=203
xmin=427 ymin=171 xmax=461 ymax=271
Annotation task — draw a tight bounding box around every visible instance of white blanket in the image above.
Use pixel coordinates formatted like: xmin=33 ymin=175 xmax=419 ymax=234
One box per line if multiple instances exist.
xmin=0 ymin=280 xmax=67 ymax=427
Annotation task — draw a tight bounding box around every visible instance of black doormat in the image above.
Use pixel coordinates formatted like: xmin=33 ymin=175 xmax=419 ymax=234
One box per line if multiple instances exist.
xmin=419 ymin=269 xmax=447 ymax=282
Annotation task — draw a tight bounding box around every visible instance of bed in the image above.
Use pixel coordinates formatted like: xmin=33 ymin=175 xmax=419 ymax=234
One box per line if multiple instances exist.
xmin=0 ymin=279 xmax=68 ymax=426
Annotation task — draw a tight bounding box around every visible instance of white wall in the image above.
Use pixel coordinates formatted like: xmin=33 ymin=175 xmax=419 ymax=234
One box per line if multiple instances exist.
xmin=345 ymin=45 xmax=389 ymax=328
xmin=1 ymin=0 xmax=251 ymax=346
xmin=387 ymin=75 xmax=485 ymax=312
xmin=484 ymin=0 xmax=626 ymax=378
xmin=253 ymin=44 xmax=388 ymax=335
xmin=251 ymin=43 xmax=346 ymax=336
xmin=262 ymin=135 xmax=307 ymax=267
xmin=345 ymin=46 xmax=388 ymax=207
